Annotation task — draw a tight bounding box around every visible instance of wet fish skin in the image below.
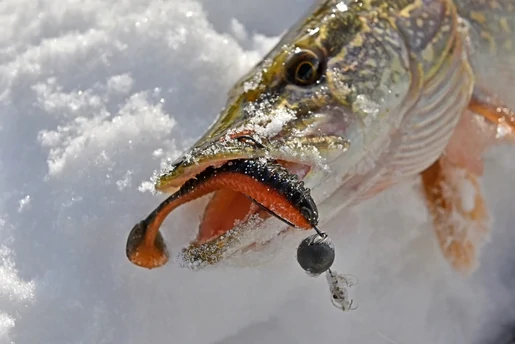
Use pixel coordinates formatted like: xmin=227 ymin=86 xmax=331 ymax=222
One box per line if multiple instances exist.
xmin=155 ymin=0 xmax=515 ymax=268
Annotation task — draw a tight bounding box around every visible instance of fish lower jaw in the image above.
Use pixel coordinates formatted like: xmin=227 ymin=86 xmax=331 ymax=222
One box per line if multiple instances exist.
xmin=177 ymin=215 xmax=303 ymax=270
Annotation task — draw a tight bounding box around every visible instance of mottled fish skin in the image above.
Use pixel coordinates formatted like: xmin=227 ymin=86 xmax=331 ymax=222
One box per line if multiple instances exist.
xmin=154 ymin=0 xmax=515 ymax=267
xmin=454 ymin=0 xmax=515 ymax=108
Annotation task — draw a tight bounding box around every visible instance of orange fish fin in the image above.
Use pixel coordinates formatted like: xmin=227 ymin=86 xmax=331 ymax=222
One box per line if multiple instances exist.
xmin=468 ymin=87 xmax=515 ymax=143
xmin=445 ymin=90 xmax=515 ymax=176
xmin=420 ymin=157 xmax=490 ymax=275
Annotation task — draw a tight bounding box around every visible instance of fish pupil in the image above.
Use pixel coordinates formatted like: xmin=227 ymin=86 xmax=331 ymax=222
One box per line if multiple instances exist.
xmin=296 ymin=62 xmax=315 ymax=83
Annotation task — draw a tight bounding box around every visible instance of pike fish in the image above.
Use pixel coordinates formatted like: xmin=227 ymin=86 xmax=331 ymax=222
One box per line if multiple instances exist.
xmin=127 ymin=0 xmax=515 ymax=274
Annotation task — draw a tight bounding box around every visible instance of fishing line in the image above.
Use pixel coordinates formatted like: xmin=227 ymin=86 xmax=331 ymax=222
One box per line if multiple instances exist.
xmin=247 ymin=196 xmax=298 ymax=228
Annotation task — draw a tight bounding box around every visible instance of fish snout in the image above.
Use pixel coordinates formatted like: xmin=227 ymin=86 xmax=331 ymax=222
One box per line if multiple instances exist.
xmin=156 ymin=133 xmax=268 ymax=193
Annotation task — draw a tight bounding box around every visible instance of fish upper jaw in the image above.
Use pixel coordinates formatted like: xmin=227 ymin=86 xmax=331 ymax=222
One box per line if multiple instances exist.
xmin=155 ymin=138 xmax=268 ymax=192
xmin=155 ymin=135 xmax=328 ymax=192
xmin=155 ymin=114 xmax=353 ymax=194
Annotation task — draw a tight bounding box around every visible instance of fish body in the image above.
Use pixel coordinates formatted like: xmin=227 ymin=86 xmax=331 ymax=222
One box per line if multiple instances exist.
xmin=143 ymin=0 xmax=515 ymax=272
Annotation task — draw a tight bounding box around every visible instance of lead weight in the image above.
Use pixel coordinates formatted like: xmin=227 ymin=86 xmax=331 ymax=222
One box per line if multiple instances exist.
xmin=296 ymin=233 xmax=335 ymax=276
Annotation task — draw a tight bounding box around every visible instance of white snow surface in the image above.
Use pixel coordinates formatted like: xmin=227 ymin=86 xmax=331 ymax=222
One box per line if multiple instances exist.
xmin=1 ymin=1 xmax=514 ymax=343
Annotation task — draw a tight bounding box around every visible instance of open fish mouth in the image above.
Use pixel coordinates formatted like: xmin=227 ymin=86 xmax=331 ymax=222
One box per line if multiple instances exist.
xmin=126 ymin=156 xmax=318 ymax=270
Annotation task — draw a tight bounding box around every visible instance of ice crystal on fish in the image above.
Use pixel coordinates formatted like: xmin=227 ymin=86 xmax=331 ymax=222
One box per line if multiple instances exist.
xmin=230 ymin=95 xmax=296 ymax=139
xmin=176 ymin=215 xmax=266 ymax=270
xmin=243 ymin=69 xmax=264 ymax=93
xmin=335 ymin=1 xmax=349 ymax=12
xmin=177 ymin=211 xmax=304 ymax=271
xmin=496 ymin=122 xmax=512 ymax=139
xmin=354 ymin=94 xmax=380 ymax=125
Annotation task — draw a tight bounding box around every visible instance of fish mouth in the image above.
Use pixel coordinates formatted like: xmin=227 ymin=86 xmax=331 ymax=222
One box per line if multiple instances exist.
xmin=126 ymin=154 xmax=315 ymax=270
xmin=127 ymin=105 xmax=351 ymax=270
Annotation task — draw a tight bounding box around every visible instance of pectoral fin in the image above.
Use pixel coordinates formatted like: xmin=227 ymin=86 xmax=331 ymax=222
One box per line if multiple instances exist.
xmin=467 ymin=87 xmax=515 ymax=143
xmin=421 ymin=156 xmax=490 ymax=274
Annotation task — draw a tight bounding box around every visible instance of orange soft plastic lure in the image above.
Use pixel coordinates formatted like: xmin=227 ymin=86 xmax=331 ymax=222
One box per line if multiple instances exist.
xmin=126 ymin=158 xmax=319 ymax=269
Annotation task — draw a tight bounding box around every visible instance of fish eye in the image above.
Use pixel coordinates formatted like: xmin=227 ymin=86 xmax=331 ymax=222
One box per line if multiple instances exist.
xmin=285 ymin=49 xmax=324 ymax=86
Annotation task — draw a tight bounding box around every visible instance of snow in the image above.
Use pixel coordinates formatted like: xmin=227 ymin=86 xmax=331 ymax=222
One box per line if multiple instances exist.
xmin=0 ymin=1 xmax=514 ymax=343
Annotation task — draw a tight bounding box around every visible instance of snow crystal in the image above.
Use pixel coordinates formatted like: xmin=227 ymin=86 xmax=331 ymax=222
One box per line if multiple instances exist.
xmin=0 ymin=313 xmax=15 ymax=339
xmin=17 ymin=195 xmax=31 ymax=213
xmin=152 ymin=148 xmax=164 ymax=158
xmin=0 ymin=249 xmax=35 ymax=302
xmin=1 ymin=0 xmax=515 ymax=344
xmin=116 ymin=170 xmax=133 ymax=191
xmin=106 ymin=74 xmax=134 ymax=95
xmin=230 ymin=18 xmax=248 ymax=43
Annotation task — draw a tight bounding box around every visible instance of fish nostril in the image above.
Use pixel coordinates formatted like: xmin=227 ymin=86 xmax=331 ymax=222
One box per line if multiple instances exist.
xmin=233 ymin=135 xmax=266 ymax=149
xmin=169 ymin=155 xmax=187 ymax=169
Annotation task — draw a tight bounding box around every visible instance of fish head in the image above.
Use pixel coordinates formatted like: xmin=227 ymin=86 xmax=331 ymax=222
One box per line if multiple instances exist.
xmin=150 ymin=0 xmax=413 ymax=269
xmin=159 ymin=1 xmax=412 ymax=193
